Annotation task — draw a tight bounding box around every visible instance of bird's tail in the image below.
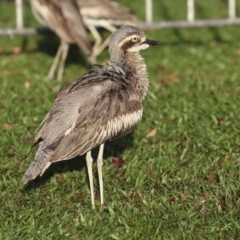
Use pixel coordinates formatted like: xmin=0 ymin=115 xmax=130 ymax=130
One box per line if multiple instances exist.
xmin=21 ymin=145 xmax=52 ymax=185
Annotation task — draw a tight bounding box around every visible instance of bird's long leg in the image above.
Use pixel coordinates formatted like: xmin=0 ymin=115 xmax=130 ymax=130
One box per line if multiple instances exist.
xmin=97 ymin=144 xmax=105 ymax=205
xmin=44 ymin=40 xmax=64 ymax=81
xmin=93 ymin=24 xmax=117 ymax=58
xmin=57 ymin=41 xmax=69 ymax=81
xmin=93 ymin=36 xmax=110 ymax=58
xmin=88 ymin=25 xmax=103 ymax=64
xmin=86 ymin=151 xmax=95 ymax=209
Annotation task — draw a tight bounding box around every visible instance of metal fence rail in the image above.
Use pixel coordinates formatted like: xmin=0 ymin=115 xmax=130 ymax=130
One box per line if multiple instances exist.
xmin=0 ymin=0 xmax=239 ymax=36
xmin=148 ymin=0 xmax=240 ymax=29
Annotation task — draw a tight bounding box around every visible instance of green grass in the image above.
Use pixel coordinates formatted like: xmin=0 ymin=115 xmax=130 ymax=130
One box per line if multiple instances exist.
xmin=1 ymin=0 xmax=240 ymax=239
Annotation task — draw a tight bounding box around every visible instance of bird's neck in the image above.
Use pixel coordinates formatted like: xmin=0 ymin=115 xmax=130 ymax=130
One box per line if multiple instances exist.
xmin=112 ymin=52 xmax=149 ymax=101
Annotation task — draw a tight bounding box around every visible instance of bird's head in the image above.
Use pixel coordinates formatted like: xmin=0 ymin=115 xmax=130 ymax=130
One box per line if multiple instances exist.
xmin=108 ymin=25 xmax=158 ymax=62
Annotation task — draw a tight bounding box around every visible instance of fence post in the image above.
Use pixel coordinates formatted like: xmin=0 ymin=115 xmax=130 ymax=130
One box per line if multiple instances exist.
xmin=187 ymin=0 xmax=195 ymax=22
xmin=15 ymin=0 xmax=23 ymax=29
xmin=228 ymin=0 xmax=236 ymax=19
xmin=145 ymin=0 xmax=153 ymax=23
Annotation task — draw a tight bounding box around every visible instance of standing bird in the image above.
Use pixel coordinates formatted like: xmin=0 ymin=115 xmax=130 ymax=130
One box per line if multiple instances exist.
xmin=29 ymin=0 xmax=92 ymax=81
xmin=22 ymin=25 xmax=158 ymax=208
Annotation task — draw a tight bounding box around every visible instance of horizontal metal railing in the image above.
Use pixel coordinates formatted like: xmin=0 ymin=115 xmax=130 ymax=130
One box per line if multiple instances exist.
xmin=146 ymin=0 xmax=240 ymax=29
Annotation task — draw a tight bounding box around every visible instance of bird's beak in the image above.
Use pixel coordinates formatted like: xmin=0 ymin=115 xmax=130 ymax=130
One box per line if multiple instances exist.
xmin=144 ymin=39 xmax=159 ymax=45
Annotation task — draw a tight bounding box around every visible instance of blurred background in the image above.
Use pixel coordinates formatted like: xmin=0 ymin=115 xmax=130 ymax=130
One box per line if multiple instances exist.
xmin=1 ymin=0 xmax=240 ymax=239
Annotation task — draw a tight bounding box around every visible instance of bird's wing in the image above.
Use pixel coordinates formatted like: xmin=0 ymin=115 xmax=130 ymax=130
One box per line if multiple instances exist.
xmin=33 ymin=69 xmax=100 ymax=146
xmin=34 ymin=67 xmax=143 ymax=163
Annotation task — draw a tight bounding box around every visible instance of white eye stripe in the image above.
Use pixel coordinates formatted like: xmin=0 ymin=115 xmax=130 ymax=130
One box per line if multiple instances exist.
xmin=127 ymin=44 xmax=149 ymax=52
xmin=119 ymin=35 xmax=143 ymax=48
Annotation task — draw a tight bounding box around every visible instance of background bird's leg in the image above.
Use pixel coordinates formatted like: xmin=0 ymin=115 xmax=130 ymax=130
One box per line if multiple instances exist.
xmin=88 ymin=25 xmax=102 ymax=64
xmin=86 ymin=151 xmax=95 ymax=209
xmin=93 ymin=24 xmax=117 ymax=58
xmin=44 ymin=40 xmax=64 ymax=81
xmin=97 ymin=144 xmax=105 ymax=205
xmin=57 ymin=41 xmax=69 ymax=81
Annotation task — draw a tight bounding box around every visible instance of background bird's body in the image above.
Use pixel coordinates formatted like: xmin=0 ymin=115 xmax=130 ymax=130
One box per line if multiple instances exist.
xmin=29 ymin=0 xmax=91 ymax=80
xmin=30 ymin=0 xmax=90 ymax=49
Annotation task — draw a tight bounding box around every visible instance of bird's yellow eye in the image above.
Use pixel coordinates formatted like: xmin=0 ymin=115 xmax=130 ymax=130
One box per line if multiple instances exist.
xmin=131 ymin=36 xmax=139 ymax=43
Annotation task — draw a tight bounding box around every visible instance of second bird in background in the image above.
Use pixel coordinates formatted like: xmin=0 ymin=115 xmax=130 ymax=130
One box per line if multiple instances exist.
xmin=30 ymin=0 xmax=149 ymax=81
xmin=30 ymin=0 xmax=92 ymax=81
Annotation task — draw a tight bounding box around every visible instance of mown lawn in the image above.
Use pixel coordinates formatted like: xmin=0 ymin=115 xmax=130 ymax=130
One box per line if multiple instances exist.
xmin=1 ymin=0 xmax=240 ymax=239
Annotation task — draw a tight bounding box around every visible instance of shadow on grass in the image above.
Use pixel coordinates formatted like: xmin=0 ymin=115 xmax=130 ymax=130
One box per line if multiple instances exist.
xmin=23 ymin=27 xmax=111 ymax=66
xmin=7 ymin=33 xmax=91 ymax=68
xmin=23 ymin=131 xmax=134 ymax=191
xmin=36 ymin=35 xmax=89 ymax=67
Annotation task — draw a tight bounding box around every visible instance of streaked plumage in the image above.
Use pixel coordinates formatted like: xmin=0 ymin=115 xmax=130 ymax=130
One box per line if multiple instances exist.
xmin=22 ymin=25 xmax=158 ymax=208
xmin=29 ymin=0 xmax=92 ymax=81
